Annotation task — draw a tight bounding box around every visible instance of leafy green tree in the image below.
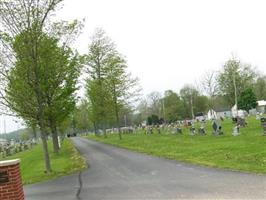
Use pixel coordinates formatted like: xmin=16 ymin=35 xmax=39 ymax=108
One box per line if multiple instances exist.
xmin=85 ymin=29 xmax=114 ymax=136
xmin=86 ymin=29 xmax=140 ymax=139
xmin=20 ymin=129 xmax=31 ymax=141
xmin=254 ymin=76 xmax=266 ymax=100
xmin=218 ymin=58 xmax=257 ymax=106
xmin=42 ymin=35 xmax=80 ymax=154
xmin=238 ymin=88 xmax=257 ymax=113
xmin=105 ymin=54 xmax=140 ymax=139
xmin=194 ymin=95 xmax=209 ymax=114
xmin=162 ymin=90 xmax=183 ymax=122
xmin=0 ymin=0 xmax=81 ymax=172
xmin=7 ymin=32 xmax=80 ymax=155
xmin=147 ymin=114 xmax=160 ymax=125
xmin=180 ymin=85 xmax=199 ymax=119
xmin=73 ymin=100 xmax=92 ymax=133
xmin=0 ymin=0 xmax=57 ymax=173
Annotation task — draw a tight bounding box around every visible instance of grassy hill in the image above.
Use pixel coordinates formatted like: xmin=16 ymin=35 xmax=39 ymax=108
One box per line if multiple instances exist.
xmin=0 ymin=129 xmax=26 ymax=140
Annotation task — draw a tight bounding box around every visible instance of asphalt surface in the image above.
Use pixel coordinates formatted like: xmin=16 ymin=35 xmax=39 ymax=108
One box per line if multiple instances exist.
xmin=24 ymin=137 xmax=266 ymax=200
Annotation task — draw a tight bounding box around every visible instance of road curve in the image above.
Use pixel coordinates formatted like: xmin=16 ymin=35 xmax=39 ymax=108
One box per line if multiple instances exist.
xmin=24 ymin=137 xmax=266 ymax=200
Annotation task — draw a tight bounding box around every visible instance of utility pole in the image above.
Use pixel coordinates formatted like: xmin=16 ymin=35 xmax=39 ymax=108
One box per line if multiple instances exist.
xmin=233 ymin=72 xmax=237 ymax=109
xmin=190 ymin=95 xmax=194 ymax=119
xmin=162 ymin=98 xmax=166 ymax=121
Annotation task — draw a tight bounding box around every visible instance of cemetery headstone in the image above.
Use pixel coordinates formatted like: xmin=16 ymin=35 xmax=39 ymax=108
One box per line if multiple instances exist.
xmin=190 ymin=123 xmax=196 ymax=135
xmin=212 ymin=120 xmax=223 ymax=135
xmin=261 ymin=117 xmax=266 ymax=136
xmin=256 ymin=112 xmax=261 ymax=120
xmin=156 ymin=125 xmax=161 ymax=134
xmin=198 ymin=121 xmax=205 ymax=135
xmin=237 ymin=117 xmax=246 ymax=127
xmin=232 ymin=125 xmax=240 ymax=136
xmin=176 ymin=126 xmax=182 ymax=134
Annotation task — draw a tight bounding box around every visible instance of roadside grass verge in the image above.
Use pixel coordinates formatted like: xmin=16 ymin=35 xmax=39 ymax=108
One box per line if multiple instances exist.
xmin=86 ymin=117 xmax=266 ymax=174
xmin=0 ymin=139 xmax=87 ymax=185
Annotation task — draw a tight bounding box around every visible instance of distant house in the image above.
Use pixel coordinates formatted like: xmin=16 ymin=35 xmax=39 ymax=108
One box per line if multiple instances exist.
xmin=257 ymin=100 xmax=266 ymax=114
xmin=215 ymin=108 xmax=232 ymax=118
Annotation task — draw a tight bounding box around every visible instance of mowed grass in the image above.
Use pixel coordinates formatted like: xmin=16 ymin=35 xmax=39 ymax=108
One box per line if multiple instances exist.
xmin=86 ymin=117 xmax=266 ymax=174
xmin=0 ymin=139 xmax=87 ymax=185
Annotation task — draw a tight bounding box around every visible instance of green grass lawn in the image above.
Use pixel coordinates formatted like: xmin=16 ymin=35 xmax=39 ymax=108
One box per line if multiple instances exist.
xmin=0 ymin=139 xmax=87 ymax=185
xmin=86 ymin=117 xmax=266 ymax=174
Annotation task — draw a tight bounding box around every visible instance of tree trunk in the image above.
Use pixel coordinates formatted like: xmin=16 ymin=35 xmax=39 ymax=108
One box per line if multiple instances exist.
xmin=50 ymin=120 xmax=60 ymax=155
xmin=115 ymin=108 xmax=122 ymax=140
xmin=103 ymin=124 xmax=107 ymax=138
xmin=51 ymin=130 xmax=60 ymax=155
xmin=40 ymin=127 xmax=52 ymax=173
xmin=32 ymin=125 xmax=37 ymax=139
xmin=93 ymin=122 xmax=98 ymax=136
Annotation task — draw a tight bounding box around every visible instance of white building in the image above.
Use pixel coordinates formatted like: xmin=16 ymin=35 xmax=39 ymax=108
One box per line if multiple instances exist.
xmin=257 ymin=100 xmax=266 ymax=114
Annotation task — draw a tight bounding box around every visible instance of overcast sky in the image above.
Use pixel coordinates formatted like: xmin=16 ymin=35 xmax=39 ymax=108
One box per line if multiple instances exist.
xmin=2 ymin=0 xmax=266 ymax=133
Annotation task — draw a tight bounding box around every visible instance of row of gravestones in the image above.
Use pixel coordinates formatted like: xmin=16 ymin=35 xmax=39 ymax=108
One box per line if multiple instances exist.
xmin=0 ymin=141 xmax=36 ymax=158
xmin=142 ymin=117 xmax=266 ymax=136
xmin=142 ymin=121 xmax=224 ymax=136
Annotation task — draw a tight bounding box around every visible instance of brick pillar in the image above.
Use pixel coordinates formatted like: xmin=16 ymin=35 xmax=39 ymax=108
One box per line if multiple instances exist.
xmin=0 ymin=159 xmax=24 ymax=200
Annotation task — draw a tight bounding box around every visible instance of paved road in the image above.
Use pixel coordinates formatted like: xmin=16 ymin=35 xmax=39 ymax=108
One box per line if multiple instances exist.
xmin=24 ymin=137 xmax=266 ymax=200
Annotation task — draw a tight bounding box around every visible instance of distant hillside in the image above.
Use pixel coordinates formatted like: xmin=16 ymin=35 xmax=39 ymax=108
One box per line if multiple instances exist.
xmin=0 ymin=129 xmax=26 ymax=141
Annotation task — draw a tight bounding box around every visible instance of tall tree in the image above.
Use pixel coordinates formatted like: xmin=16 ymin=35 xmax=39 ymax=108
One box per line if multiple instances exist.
xmin=85 ymin=29 xmax=114 ymax=136
xmin=86 ymin=29 xmax=140 ymax=139
xmin=0 ymin=0 xmax=81 ymax=172
xmin=41 ymin=35 xmax=80 ymax=154
xmin=73 ymin=100 xmax=92 ymax=133
xmin=218 ymin=58 xmax=257 ymax=106
xmin=162 ymin=90 xmax=183 ymax=122
xmin=180 ymin=85 xmax=199 ymax=119
xmin=105 ymin=54 xmax=140 ymax=139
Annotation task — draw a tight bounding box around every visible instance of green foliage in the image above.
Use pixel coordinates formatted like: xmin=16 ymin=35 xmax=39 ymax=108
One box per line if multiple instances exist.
xmin=238 ymin=88 xmax=257 ymax=112
xmin=86 ymin=29 xmax=140 ymax=134
xmin=218 ymin=58 xmax=257 ymax=106
xmin=85 ymin=29 xmax=115 ymax=130
xmin=73 ymin=100 xmax=92 ymax=132
xmin=7 ymin=30 xmax=80 ymax=132
xmin=254 ymin=76 xmax=266 ymax=100
xmin=19 ymin=129 xmax=31 ymax=141
xmin=87 ymin=117 xmax=266 ymax=174
xmin=180 ymin=85 xmax=208 ymax=118
xmin=162 ymin=90 xmax=183 ymax=122
xmin=147 ymin=114 xmax=160 ymax=125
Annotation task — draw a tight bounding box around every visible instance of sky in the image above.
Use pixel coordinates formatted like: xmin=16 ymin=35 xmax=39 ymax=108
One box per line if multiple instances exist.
xmin=2 ymin=0 xmax=266 ymax=133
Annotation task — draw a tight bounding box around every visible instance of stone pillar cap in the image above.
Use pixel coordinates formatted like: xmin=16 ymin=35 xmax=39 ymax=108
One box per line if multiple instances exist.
xmin=0 ymin=159 xmax=20 ymax=167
